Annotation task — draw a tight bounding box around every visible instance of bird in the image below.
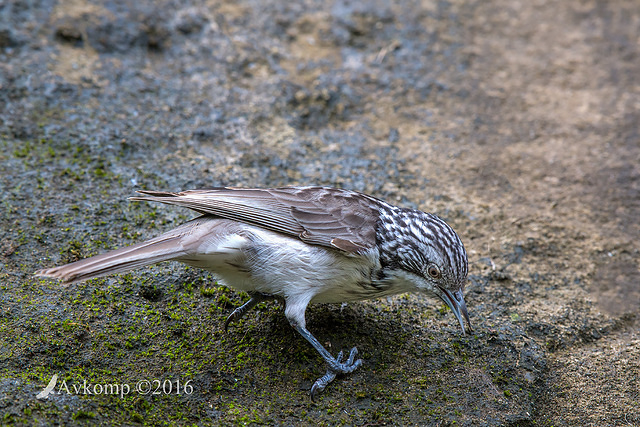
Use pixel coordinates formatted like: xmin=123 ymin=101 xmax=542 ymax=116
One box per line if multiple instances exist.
xmin=36 ymin=186 xmax=471 ymax=399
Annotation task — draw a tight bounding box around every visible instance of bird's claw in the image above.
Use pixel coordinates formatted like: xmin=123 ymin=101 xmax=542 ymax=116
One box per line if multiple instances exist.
xmin=223 ymin=310 xmax=240 ymax=332
xmin=224 ymin=294 xmax=274 ymax=332
xmin=310 ymin=347 xmax=362 ymax=401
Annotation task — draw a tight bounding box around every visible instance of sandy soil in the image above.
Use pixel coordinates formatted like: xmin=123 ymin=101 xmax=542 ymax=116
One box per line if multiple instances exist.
xmin=1 ymin=0 xmax=638 ymax=425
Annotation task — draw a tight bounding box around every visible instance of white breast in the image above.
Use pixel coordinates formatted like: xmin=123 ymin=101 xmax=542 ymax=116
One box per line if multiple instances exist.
xmin=175 ymin=218 xmax=380 ymax=304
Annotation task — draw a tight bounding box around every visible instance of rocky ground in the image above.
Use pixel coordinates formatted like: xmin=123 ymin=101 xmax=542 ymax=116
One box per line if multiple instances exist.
xmin=1 ymin=0 xmax=638 ymax=425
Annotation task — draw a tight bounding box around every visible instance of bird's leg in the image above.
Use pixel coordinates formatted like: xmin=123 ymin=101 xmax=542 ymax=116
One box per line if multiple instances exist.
xmin=224 ymin=292 xmax=274 ymax=331
xmin=289 ymin=321 xmax=363 ymax=401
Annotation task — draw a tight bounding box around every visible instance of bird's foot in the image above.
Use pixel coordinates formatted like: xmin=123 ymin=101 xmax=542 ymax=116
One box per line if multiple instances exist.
xmin=310 ymin=347 xmax=362 ymax=401
xmin=224 ymin=306 xmax=246 ymax=332
xmin=224 ymin=293 xmax=273 ymax=331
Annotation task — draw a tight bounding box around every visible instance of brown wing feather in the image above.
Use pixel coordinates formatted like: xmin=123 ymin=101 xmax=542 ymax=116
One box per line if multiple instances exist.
xmin=130 ymin=186 xmax=382 ymax=254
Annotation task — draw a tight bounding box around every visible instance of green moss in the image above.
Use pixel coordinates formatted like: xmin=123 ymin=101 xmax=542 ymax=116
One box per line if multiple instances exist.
xmin=72 ymin=410 xmax=96 ymax=420
xmin=13 ymin=142 xmax=33 ymax=158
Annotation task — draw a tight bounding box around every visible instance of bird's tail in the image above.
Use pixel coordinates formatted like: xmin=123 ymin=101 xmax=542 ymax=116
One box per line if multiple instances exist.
xmin=35 ymin=227 xmax=190 ymax=284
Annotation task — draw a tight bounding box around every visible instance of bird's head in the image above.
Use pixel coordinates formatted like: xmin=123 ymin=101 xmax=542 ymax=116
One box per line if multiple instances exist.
xmin=376 ymin=207 xmax=471 ymax=334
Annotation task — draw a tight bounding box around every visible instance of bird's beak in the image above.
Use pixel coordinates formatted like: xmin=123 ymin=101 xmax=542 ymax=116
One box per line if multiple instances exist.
xmin=438 ymin=287 xmax=472 ymax=335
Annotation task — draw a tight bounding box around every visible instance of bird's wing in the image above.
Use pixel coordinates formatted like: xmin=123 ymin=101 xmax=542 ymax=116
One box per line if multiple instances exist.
xmin=129 ymin=186 xmax=382 ymax=254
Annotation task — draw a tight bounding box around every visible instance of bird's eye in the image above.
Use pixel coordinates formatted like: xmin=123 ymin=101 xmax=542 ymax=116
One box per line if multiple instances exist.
xmin=427 ymin=265 xmax=441 ymax=279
